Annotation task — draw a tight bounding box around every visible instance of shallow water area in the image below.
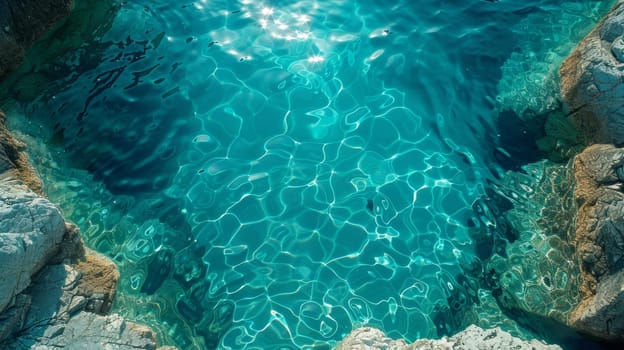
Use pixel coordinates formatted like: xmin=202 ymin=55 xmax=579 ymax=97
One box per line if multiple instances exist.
xmin=0 ymin=0 xmax=616 ymax=349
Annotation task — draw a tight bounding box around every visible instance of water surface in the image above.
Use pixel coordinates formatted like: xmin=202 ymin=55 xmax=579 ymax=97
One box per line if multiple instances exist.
xmin=1 ymin=0 xmax=615 ymax=348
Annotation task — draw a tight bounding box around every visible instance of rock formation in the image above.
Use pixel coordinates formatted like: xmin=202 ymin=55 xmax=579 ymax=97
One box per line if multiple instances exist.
xmin=0 ymin=0 xmax=178 ymax=348
xmin=0 ymin=253 xmax=166 ymax=349
xmin=558 ymin=0 xmax=624 ymax=342
xmin=0 ymin=0 xmax=74 ymax=78
xmin=336 ymin=325 xmax=562 ymax=350
xmin=0 ymin=110 xmax=174 ymax=349
xmin=560 ymin=0 xmax=624 ymax=145
xmin=569 ymin=144 xmax=624 ymax=341
xmin=0 ymin=110 xmax=42 ymax=193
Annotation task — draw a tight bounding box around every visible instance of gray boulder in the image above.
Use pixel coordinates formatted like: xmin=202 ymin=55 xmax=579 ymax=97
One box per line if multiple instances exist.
xmin=560 ymin=0 xmax=624 ymax=144
xmin=0 ymin=178 xmax=66 ymax=313
xmin=336 ymin=325 xmax=562 ymax=350
xmin=0 ymin=109 xmax=64 ymax=314
xmin=1 ymin=258 xmax=164 ymax=350
xmin=570 ymin=144 xmax=624 ymax=340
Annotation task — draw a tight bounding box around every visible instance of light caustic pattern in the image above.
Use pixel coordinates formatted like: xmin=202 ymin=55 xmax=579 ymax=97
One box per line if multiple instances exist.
xmin=158 ymin=2 xmax=474 ymax=348
xmin=4 ymin=0 xmax=607 ymax=349
xmin=163 ymin=1 xmax=484 ymax=347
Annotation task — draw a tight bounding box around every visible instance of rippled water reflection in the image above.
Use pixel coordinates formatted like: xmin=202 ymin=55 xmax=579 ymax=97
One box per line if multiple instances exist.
xmin=0 ymin=0 xmax=615 ymax=348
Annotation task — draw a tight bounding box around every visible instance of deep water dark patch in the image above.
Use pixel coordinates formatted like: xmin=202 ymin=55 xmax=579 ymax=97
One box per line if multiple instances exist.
xmin=494 ymin=109 xmax=547 ymax=171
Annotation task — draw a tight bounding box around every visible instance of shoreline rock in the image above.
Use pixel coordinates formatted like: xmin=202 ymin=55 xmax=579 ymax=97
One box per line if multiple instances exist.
xmin=336 ymin=325 xmax=562 ymax=350
xmin=0 ymin=0 xmax=621 ymax=348
xmin=560 ymin=0 xmax=624 ymax=145
xmin=1 ymin=255 xmax=164 ymax=349
xmin=569 ymin=144 xmax=624 ymax=341
xmin=559 ymin=0 xmax=624 ymax=342
xmin=0 ymin=110 xmax=175 ymax=349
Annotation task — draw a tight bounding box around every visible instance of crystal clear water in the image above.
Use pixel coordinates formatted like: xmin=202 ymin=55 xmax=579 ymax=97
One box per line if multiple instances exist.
xmin=0 ymin=0 xmax=616 ymax=349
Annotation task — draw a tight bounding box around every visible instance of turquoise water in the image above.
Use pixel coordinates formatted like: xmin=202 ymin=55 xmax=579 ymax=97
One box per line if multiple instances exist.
xmin=0 ymin=0 xmax=617 ymax=348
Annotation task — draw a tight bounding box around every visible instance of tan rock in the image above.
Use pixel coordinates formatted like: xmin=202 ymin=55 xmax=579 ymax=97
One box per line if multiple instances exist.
xmin=336 ymin=327 xmax=407 ymax=350
xmin=0 ymin=110 xmax=42 ymax=194
xmin=570 ymin=144 xmax=624 ymax=340
xmin=74 ymin=248 xmax=119 ymax=314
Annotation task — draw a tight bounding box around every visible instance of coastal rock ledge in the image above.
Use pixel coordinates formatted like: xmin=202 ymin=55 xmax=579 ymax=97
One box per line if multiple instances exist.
xmin=559 ymin=0 xmax=624 ymax=342
xmin=570 ymin=144 xmax=624 ymax=341
xmin=0 ymin=111 xmax=174 ymax=349
xmin=560 ymin=0 xmax=624 ymax=145
xmin=336 ymin=326 xmax=562 ymax=350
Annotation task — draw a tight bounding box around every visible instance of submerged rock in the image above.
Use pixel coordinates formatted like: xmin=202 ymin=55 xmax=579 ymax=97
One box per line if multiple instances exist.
xmin=570 ymin=144 xmax=624 ymax=340
xmin=471 ymin=160 xmax=582 ymax=338
xmin=496 ymin=1 xmax=612 ymax=120
xmin=336 ymin=325 xmax=562 ymax=350
xmin=560 ymin=0 xmax=624 ymax=145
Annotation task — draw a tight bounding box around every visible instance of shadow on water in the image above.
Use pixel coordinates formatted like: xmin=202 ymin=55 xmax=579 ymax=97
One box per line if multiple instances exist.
xmin=493 ymin=109 xmax=547 ymax=171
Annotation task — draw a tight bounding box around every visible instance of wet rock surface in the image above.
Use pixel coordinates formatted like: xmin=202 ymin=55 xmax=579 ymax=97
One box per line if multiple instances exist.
xmin=557 ymin=0 xmax=624 ymax=342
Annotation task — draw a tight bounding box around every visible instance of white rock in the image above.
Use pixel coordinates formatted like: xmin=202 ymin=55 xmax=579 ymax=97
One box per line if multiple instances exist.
xmin=0 ymin=178 xmax=65 ymax=313
xmin=336 ymin=325 xmax=562 ymax=350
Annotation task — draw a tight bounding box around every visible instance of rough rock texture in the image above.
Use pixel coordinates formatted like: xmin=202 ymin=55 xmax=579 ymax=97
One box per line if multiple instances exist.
xmin=0 ymin=110 xmax=67 ymax=314
xmin=336 ymin=327 xmax=407 ymax=350
xmin=336 ymin=325 xmax=562 ymax=350
xmin=1 ymin=261 xmax=163 ymax=350
xmin=570 ymin=144 xmax=624 ymax=340
xmin=0 ymin=177 xmax=65 ymax=314
xmin=0 ymin=111 xmax=176 ymax=348
xmin=0 ymin=0 xmax=74 ymax=78
xmin=560 ymin=0 xmax=624 ymax=145
xmin=496 ymin=1 xmax=612 ymax=120
xmin=0 ymin=110 xmax=42 ymax=194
